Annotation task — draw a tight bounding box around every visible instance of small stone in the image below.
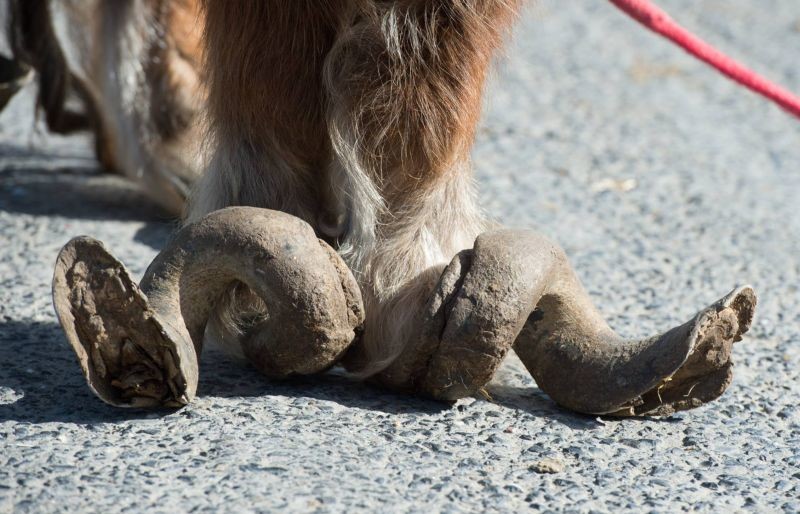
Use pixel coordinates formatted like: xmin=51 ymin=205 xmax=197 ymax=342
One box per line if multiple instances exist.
xmin=530 ymin=458 xmax=565 ymax=474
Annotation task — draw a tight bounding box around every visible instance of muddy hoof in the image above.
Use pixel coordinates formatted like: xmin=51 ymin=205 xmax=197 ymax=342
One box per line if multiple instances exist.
xmin=374 ymin=228 xmax=758 ymax=418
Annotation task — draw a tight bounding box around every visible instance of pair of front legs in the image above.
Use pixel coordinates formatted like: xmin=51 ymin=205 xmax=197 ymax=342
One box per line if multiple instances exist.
xmin=53 ymin=207 xmax=755 ymax=416
xmin=52 ymin=1 xmax=755 ymax=416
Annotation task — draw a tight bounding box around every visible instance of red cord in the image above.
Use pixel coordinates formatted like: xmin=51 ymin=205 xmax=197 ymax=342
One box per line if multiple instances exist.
xmin=609 ymin=0 xmax=800 ymax=119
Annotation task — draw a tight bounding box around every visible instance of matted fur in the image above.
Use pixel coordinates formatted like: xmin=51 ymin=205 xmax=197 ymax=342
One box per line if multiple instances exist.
xmin=192 ymin=1 xmax=522 ymax=376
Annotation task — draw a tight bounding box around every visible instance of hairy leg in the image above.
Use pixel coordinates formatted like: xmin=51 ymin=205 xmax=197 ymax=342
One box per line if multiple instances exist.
xmin=11 ymin=0 xmax=206 ymax=213
xmin=324 ymin=0 xmax=522 ymax=375
xmin=187 ymin=0 xmax=347 ymax=223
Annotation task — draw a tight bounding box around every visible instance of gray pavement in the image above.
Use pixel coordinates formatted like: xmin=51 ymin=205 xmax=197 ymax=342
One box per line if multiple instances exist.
xmin=1 ymin=1 xmax=799 ymax=512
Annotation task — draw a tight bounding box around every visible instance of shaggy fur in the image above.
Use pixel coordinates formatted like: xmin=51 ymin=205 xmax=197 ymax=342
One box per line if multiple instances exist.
xmin=8 ymin=0 xmax=206 ymax=214
xmin=8 ymin=0 xmax=522 ymax=379
xmin=191 ymin=1 xmax=522 ymax=377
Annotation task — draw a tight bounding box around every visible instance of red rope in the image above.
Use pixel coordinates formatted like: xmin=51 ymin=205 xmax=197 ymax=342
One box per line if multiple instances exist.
xmin=608 ymin=0 xmax=800 ymax=119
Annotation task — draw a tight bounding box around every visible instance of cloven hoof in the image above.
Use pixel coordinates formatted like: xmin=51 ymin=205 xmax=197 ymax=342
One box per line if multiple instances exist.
xmin=52 ymin=208 xmax=756 ymax=416
xmin=53 ymin=207 xmax=364 ymax=407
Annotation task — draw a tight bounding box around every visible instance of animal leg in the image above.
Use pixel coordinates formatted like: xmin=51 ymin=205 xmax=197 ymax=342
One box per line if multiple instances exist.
xmin=377 ymin=229 xmax=756 ymax=416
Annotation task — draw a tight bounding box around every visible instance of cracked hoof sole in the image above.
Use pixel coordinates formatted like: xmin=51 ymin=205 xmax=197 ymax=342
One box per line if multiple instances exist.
xmin=53 ymin=237 xmax=191 ymax=407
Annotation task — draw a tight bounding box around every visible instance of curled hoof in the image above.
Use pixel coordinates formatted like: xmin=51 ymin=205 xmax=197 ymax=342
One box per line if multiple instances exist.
xmin=612 ymin=286 xmax=756 ymax=417
xmin=377 ymin=228 xmax=757 ymax=418
xmin=52 ymin=207 xmax=364 ymax=408
xmin=53 ymin=237 xmax=196 ymax=408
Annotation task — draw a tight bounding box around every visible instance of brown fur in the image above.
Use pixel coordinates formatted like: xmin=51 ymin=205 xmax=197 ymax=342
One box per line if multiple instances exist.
xmin=194 ymin=0 xmax=519 ymax=217
xmin=194 ymin=1 xmax=344 ymax=224
xmin=326 ymin=1 xmax=518 ymax=204
xmin=8 ymin=0 xmax=92 ymax=134
xmin=193 ymin=1 xmax=522 ymax=375
xmin=148 ymin=0 xmax=206 ymax=140
xmin=9 ymin=0 xmax=523 ymax=376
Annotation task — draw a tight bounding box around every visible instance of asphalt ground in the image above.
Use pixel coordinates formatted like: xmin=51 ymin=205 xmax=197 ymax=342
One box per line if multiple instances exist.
xmin=1 ymin=1 xmax=798 ymax=512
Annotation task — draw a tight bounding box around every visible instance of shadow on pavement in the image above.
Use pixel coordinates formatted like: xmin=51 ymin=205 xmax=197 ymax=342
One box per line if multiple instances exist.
xmin=0 ymin=142 xmax=175 ymax=249
xmin=0 ymin=319 xmax=597 ymax=427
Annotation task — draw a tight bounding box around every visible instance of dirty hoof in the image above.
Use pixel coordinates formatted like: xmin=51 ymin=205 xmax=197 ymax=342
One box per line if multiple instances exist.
xmin=52 ymin=208 xmax=364 ymax=408
xmin=375 ymin=227 xmax=758 ymax=418
xmin=612 ymin=286 xmax=756 ymax=416
xmin=53 ymin=237 xmax=196 ymax=408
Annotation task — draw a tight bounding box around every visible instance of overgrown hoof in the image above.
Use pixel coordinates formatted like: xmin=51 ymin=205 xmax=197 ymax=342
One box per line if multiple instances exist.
xmin=612 ymin=286 xmax=756 ymax=416
xmin=53 ymin=237 xmax=196 ymax=407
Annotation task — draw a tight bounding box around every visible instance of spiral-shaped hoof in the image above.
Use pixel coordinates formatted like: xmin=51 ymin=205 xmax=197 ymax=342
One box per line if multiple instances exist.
xmin=52 ymin=207 xmax=364 ymax=407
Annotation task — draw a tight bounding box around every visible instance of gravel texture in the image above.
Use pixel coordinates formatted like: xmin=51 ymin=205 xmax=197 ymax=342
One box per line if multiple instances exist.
xmin=1 ymin=1 xmax=799 ymax=512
